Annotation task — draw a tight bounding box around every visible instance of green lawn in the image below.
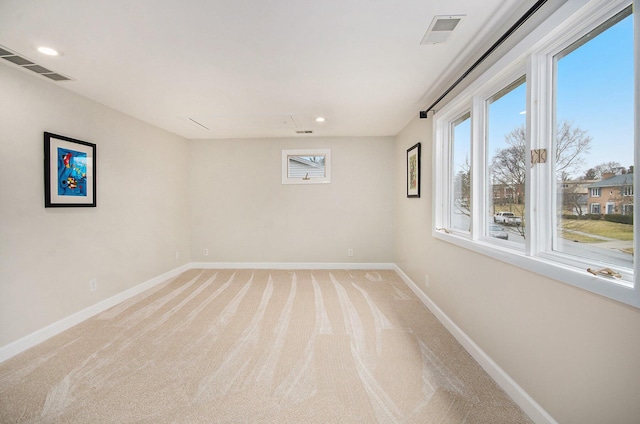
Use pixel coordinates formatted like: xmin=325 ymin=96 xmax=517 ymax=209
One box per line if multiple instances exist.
xmin=559 ymin=230 xmax=605 ymax=243
xmin=493 ymin=204 xmax=633 ymax=243
xmin=561 ymin=219 xmax=634 ymax=241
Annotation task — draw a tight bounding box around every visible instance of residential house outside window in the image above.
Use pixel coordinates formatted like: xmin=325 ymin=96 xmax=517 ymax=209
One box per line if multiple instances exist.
xmin=586 ymin=173 xmax=634 ymax=216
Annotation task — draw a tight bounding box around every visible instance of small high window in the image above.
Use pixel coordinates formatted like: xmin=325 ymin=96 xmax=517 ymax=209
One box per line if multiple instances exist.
xmin=282 ymin=149 xmax=331 ymax=184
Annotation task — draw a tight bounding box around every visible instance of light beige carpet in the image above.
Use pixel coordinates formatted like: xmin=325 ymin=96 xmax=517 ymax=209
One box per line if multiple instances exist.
xmin=0 ymin=269 xmax=532 ymax=423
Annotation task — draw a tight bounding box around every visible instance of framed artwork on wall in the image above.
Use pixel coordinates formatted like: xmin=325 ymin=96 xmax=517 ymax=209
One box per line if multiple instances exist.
xmin=44 ymin=132 xmax=96 ymax=207
xmin=407 ymin=142 xmax=421 ymax=198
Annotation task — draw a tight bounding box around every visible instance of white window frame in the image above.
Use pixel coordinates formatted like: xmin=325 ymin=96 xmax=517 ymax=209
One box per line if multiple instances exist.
xmin=447 ymin=110 xmax=473 ymax=236
xmin=281 ymin=149 xmax=331 ymax=185
xmin=433 ymin=0 xmax=639 ymax=308
xmin=590 ymin=187 xmax=601 ymax=197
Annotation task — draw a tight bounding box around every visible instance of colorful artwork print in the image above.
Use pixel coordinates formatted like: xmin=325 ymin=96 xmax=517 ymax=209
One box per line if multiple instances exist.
xmin=57 ymin=147 xmax=87 ymax=196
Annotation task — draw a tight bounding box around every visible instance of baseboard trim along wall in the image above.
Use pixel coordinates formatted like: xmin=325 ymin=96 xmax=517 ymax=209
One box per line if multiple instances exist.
xmin=190 ymin=262 xmax=395 ymax=270
xmin=0 ymin=259 xmax=555 ymax=424
xmin=0 ymin=262 xmax=393 ymax=362
xmin=0 ymin=264 xmax=191 ymax=363
xmin=393 ymin=265 xmax=558 ymax=424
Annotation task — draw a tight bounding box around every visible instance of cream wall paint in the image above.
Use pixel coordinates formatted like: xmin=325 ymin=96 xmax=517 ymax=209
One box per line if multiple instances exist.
xmin=393 ymin=116 xmax=640 ymax=424
xmin=189 ymin=137 xmax=394 ymax=264
xmin=0 ymin=64 xmax=191 ymax=347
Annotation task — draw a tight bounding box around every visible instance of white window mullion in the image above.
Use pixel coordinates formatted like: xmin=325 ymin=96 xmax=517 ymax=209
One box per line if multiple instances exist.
xmin=471 ymin=96 xmax=485 ymax=241
xmin=634 ymin=0 xmax=639 ymax=287
xmin=433 ymin=113 xmax=449 ymax=232
xmin=443 ymin=122 xmax=454 ymax=229
xmin=527 ymin=52 xmax=555 ymax=256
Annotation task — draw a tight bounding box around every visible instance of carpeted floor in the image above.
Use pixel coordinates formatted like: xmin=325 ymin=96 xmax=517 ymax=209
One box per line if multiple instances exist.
xmin=0 ymin=269 xmax=532 ymax=423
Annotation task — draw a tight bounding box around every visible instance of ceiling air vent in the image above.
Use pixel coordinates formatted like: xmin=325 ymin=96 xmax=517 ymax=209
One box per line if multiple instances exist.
xmin=421 ymin=15 xmax=465 ymax=44
xmin=0 ymin=44 xmax=72 ymax=81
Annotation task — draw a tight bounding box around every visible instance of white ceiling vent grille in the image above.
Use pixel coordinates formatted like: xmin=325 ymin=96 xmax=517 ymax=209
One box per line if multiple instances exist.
xmin=0 ymin=45 xmax=72 ymax=81
xmin=421 ymin=15 xmax=465 ymax=45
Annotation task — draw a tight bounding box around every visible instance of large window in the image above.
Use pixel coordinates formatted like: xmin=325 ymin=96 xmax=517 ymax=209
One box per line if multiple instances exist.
xmin=433 ymin=0 xmax=638 ymax=307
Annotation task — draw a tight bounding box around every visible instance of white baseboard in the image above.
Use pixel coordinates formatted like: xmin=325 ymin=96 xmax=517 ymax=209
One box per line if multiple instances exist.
xmin=190 ymin=262 xmax=395 ymax=270
xmin=0 ymin=261 xmax=556 ymax=423
xmin=393 ymin=265 xmax=557 ymax=424
xmin=0 ymin=264 xmax=191 ymax=363
xmin=0 ymin=262 xmax=394 ymax=363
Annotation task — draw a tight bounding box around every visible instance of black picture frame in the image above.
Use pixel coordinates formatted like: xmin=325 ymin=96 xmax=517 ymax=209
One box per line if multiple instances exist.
xmin=407 ymin=142 xmax=421 ymax=198
xmin=44 ymin=132 xmax=97 ymax=207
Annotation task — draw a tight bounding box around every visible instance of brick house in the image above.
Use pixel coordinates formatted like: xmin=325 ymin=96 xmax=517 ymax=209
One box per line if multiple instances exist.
xmin=587 ymin=173 xmax=634 ymax=215
xmin=492 ymin=183 xmax=524 ymax=205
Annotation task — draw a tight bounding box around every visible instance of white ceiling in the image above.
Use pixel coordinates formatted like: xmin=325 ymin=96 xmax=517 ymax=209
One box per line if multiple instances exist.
xmin=0 ymin=0 xmax=520 ymax=139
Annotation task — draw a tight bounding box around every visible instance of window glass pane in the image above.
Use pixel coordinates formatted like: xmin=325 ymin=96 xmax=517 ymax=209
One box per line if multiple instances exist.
xmin=554 ymin=7 xmax=634 ymax=269
xmin=282 ymin=149 xmax=331 ymax=184
xmin=486 ymin=77 xmax=527 ymax=244
xmin=451 ymin=112 xmax=471 ymax=231
xmin=287 ymin=155 xmax=326 ymax=178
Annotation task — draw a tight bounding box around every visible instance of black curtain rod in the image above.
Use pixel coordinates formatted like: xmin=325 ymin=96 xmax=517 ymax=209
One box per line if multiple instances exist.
xmin=420 ymin=0 xmax=549 ymax=119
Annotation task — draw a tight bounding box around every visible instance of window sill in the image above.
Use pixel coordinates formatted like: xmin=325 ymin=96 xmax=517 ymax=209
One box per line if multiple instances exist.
xmin=432 ymin=229 xmax=639 ymax=308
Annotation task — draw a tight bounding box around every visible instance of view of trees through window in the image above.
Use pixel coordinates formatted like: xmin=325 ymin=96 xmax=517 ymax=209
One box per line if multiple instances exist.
xmin=554 ymin=7 xmax=634 ymax=268
xmin=475 ymin=6 xmax=634 ymax=271
xmin=487 ymin=77 xmax=527 ymax=244
xmin=435 ymin=2 xmax=636 ymax=304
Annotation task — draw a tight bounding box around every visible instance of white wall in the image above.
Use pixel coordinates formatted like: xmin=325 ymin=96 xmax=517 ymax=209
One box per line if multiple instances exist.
xmin=0 ymin=64 xmax=191 ymax=348
xmin=0 ymin=62 xmax=395 ymax=351
xmin=189 ymin=137 xmax=394 ymax=264
xmin=393 ymin=115 xmax=640 ymax=424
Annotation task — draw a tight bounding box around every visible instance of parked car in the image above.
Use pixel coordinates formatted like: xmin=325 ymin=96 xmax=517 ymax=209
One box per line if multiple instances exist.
xmin=489 ymin=224 xmax=509 ymax=240
xmin=493 ymin=211 xmax=522 ymax=226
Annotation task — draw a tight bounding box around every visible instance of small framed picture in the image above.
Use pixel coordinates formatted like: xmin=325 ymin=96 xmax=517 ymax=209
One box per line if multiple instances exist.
xmin=407 ymin=142 xmax=421 ymax=198
xmin=44 ymin=132 xmax=96 ymax=207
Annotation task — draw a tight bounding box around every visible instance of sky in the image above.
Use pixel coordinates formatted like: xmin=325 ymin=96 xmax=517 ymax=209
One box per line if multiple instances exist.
xmin=454 ymin=11 xmax=634 ymax=180
xmin=556 ymin=12 xmax=634 ymax=174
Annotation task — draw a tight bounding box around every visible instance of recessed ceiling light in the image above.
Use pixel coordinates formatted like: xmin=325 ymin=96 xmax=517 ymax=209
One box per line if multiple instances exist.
xmin=315 ymin=117 xmax=326 ymax=123
xmin=36 ymin=46 xmax=59 ymax=56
